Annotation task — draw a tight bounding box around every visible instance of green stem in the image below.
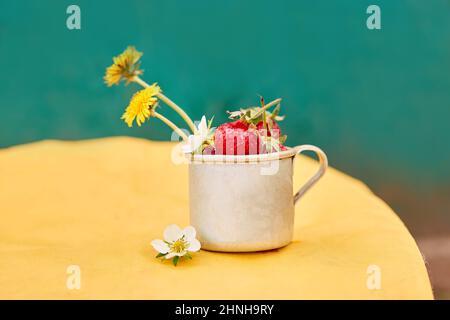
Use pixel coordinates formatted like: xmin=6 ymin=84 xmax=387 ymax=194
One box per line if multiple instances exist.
xmin=261 ymin=97 xmax=268 ymax=134
xmin=260 ymin=98 xmax=282 ymax=113
xmin=133 ymin=77 xmax=197 ymax=134
xmin=153 ymin=111 xmax=189 ymax=141
xmin=252 ymin=98 xmax=282 ymax=120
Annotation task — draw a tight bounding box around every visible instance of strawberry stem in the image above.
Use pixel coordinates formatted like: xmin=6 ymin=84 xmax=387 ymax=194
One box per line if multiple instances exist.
xmin=251 ymin=98 xmax=282 ymax=121
xmin=260 ymin=96 xmax=269 ymax=135
xmin=260 ymin=98 xmax=282 ymax=113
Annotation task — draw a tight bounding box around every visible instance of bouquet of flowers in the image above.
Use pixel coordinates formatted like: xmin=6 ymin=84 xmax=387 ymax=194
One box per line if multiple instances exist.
xmin=104 ymin=46 xmax=288 ymax=156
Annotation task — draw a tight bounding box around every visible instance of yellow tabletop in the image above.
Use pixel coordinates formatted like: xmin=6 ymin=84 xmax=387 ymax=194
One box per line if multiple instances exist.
xmin=0 ymin=137 xmax=432 ymax=299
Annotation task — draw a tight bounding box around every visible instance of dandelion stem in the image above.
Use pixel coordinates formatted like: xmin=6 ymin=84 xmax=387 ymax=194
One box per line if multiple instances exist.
xmin=133 ymin=76 xmax=197 ymax=134
xmin=152 ymin=111 xmax=189 ymax=141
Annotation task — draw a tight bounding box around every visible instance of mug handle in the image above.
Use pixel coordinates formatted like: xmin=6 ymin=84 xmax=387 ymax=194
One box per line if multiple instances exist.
xmin=293 ymin=145 xmax=328 ymax=205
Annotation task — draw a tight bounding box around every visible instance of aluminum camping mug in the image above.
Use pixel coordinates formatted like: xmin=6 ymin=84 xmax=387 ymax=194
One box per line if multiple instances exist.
xmin=187 ymin=145 xmax=328 ymax=252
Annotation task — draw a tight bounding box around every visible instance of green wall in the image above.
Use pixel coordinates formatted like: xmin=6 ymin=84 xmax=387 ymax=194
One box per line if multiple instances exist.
xmin=1 ymin=1 xmax=449 ymax=221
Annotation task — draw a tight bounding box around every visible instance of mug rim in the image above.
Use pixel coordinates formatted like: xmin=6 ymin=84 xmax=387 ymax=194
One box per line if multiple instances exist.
xmin=185 ymin=146 xmax=297 ymax=163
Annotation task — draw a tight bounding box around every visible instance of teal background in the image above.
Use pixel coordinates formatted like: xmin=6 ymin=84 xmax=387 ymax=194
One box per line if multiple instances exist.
xmin=0 ymin=0 xmax=449 ymax=233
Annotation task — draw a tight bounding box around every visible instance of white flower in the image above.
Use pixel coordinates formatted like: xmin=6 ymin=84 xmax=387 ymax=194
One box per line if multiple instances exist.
xmin=182 ymin=116 xmax=210 ymax=153
xmin=151 ymin=224 xmax=201 ymax=265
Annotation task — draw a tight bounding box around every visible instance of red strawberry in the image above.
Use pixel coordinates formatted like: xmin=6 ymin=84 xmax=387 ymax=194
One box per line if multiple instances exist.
xmin=214 ymin=120 xmax=287 ymax=155
xmin=255 ymin=120 xmax=281 ymax=137
xmin=256 ymin=120 xmax=287 ymax=151
xmin=214 ymin=120 xmax=260 ymax=155
xmin=202 ymin=145 xmax=216 ymax=155
xmin=222 ymin=97 xmax=287 ymax=154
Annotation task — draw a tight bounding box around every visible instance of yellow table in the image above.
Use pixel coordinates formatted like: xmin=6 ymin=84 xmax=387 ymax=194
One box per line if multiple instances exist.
xmin=0 ymin=137 xmax=432 ymax=299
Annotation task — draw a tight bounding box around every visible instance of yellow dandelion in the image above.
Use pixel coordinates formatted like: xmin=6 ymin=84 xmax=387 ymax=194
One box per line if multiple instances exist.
xmin=121 ymin=84 xmax=161 ymax=127
xmin=104 ymin=46 xmax=144 ymax=86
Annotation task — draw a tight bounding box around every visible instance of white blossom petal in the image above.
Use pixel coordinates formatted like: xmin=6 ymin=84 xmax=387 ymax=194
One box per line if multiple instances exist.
xmin=182 ymin=116 xmax=211 ymax=154
xmin=198 ymin=116 xmax=208 ymax=138
xmin=175 ymin=251 xmax=187 ymax=257
xmin=182 ymin=135 xmax=203 ymax=153
xmin=182 ymin=226 xmax=197 ymax=242
xmin=181 ymin=144 xmax=193 ymax=153
xmin=151 ymin=239 xmax=169 ymax=254
xmin=187 ymin=239 xmax=201 ymax=252
xmin=163 ymin=224 xmax=182 ymax=242
xmin=165 ymin=252 xmax=176 ymax=259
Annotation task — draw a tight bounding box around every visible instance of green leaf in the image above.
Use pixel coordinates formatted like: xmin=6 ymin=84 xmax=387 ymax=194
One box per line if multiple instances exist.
xmin=271 ymin=105 xmax=280 ymax=117
xmin=269 ymin=105 xmax=285 ymax=122
xmin=184 ymin=253 xmax=192 ymax=260
xmin=155 ymin=252 xmax=167 ymax=258
xmin=227 ymin=110 xmax=241 ymax=119
xmin=226 ymin=98 xmax=284 ymax=126
xmin=207 ymin=116 xmax=215 ymax=130
xmin=172 ymin=256 xmax=179 ymax=266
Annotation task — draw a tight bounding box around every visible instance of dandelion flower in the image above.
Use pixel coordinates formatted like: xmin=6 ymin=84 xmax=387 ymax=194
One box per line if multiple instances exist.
xmin=104 ymin=46 xmax=144 ymax=86
xmin=121 ymin=84 xmax=161 ymax=127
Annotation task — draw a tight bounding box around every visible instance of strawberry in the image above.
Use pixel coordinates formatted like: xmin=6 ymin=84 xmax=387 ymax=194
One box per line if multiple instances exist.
xmin=255 ymin=120 xmax=281 ymax=137
xmin=256 ymin=120 xmax=287 ymax=151
xmin=202 ymin=145 xmax=216 ymax=155
xmin=214 ymin=119 xmax=287 ymax=155
xmin=214 ymin=120 xmax=260 ymax=155
xmin=214 ymin=97 xmax=288 ymax=155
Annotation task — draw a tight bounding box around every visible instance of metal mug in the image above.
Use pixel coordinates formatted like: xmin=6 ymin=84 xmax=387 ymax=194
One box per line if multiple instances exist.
xmin=187 ymin=145 xmax=328 ymax=252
